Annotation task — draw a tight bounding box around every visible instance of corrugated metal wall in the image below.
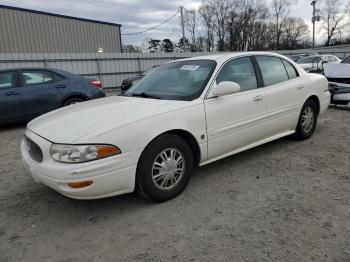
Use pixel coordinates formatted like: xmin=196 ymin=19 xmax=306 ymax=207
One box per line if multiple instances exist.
xmin=0 ymin=48 xmax=349 ymax=89
xmin=0 ymin=52 xmax=209 ymax=88
xmin=0 ymin=7 xmax=121 ymax=53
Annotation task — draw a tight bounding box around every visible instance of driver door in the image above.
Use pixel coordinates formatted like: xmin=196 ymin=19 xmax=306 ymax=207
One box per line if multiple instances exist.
xmin=204 ymin=56 xmax=267 ymax=160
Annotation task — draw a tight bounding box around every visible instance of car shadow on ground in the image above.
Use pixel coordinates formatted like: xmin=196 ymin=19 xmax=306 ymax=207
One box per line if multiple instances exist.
xmin=0 ymin=122 xmax=27 ymax=131
xmin=330 ymin=104 xmax=350 ymax=111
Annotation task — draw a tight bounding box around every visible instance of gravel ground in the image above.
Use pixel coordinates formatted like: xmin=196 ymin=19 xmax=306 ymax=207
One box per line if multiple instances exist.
xmin=0 ymin=106 xmax=349 ymax=262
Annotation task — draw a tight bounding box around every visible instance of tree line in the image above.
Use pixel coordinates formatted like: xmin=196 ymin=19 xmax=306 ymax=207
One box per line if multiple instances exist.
xmin=193 ymin=0 xmax=350 ymax=51
xmin=123 ymin=0 xmax=350 ymax=53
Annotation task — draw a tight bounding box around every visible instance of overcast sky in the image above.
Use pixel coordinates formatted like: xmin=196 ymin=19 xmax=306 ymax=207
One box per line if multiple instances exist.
xmin=0 ymin=0 xmax=327 ymax=45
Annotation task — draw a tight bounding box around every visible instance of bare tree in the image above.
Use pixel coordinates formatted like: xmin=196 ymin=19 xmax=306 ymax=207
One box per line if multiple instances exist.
xmin=209 ymin=0 xmax=232 ymax=51
xmin=183 ymin=8 xmax=197 ymax=47
xmin=227 ymin=0 xmax=244 ymax=51
xmin=251 ymin=21 xmax=276 ymax=50
xmin=321 ymin=0 xmax=350 ymax=46
xmin=281 ymin=18 xmax=310 ymax=49
xmin=198 ymin=2 xmax=215 ymax=51
xmin=242 ymin=0 xmax=269 ymax=51
xmin=271 ymin=0 xmax=297 ymax=49
xmin=196 ymin=0 xmax=309 ymax=52
xmin=227 ymin=0 xmax=271 ymax=51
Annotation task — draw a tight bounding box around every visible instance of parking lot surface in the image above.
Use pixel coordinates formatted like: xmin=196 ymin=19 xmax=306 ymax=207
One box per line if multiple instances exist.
xmin=0 ymin=107 xmax=349 ymax=262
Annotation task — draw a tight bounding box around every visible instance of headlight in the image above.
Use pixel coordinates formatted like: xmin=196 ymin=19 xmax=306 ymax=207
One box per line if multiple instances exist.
xmin=50 ymin=144 xmax=121 ymax=163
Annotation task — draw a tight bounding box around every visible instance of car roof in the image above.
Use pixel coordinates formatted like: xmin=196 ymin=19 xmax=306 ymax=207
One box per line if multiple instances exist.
xmin=298 ymin=55 xmax=324 ymax=59
xmin=172 ymin=51 xmax=293 ymax=64
xmin=0 ymin=67 xmax=81 ymax=78
xmin=1 ymin=67 xmax=53 ymax=71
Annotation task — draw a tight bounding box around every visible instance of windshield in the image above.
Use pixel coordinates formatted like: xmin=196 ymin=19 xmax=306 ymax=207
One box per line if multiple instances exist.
xmin=341 ymin=56 xmax=350 ymax=64
xmin=297 ymin=56 xmax=321 ymax=64
xmin=126 ymin=60 xmax=216 ymax=101
xmin=290 ymin=55 xmax=302 ymax=62
xmin=142 ymin=66 xmax=158 ymax=75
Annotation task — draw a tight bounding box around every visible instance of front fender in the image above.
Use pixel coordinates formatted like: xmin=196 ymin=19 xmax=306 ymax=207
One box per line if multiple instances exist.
xmin=78 ymin=102 xmax=208 ymax=162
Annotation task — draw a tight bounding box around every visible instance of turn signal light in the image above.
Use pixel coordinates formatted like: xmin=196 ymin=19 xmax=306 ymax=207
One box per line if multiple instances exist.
xmin=96 ymin=145 xmax=120 ymax=159
xmin=68 ymin=180 xmax=93 ymax=189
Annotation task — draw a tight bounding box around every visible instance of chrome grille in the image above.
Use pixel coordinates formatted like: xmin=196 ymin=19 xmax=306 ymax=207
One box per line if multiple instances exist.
xmin=25 ymin=136 xmax=43 ymax=163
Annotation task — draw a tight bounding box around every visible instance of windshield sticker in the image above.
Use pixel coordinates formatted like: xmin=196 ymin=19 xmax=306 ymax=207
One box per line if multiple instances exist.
xmin=179 ymin=65 xmax=200 ymax=71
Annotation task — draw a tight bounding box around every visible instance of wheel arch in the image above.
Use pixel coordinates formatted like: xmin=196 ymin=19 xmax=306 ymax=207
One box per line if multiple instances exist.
xmin=62 ymin=93 xmax=88 ymax=106
xmin=141 ymin=129 xmax=201 ymax=167
xmin=306 ymin=95 xmax=320 ymax=115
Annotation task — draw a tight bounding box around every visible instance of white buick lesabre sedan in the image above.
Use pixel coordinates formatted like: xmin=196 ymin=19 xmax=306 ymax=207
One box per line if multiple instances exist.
xmin=21 ymin=52 xmax=330 ymax=202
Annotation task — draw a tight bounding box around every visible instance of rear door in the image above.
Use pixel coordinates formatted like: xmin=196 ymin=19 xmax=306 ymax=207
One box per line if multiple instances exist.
xmin=255 ymin=56 xmax=303 ymax=136
xmin=0 ymin=70 xmax=22 ymax=123
xmin=19 ymin=69 xmax=67 ymax=118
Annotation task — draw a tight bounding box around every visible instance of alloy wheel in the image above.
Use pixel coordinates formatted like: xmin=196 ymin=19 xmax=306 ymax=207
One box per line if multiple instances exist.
xmin=301 ymin=106 xmax=314 ymax=133
xmin=151 ymin=148 xmax=185 ymax=191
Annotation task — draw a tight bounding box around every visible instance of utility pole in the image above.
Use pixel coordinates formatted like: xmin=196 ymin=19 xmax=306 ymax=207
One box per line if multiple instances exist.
xmin=311 ymin=0 xmax=321 ymax=49
xmin=193 ymin=11 xmax=196 ymax=51
xmin=180 ymin=6 xmax=186 ymax=51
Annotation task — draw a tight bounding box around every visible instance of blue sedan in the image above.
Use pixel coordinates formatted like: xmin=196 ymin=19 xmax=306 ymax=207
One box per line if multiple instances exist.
xmin=0 ymin=68 xmax=105 ymax=124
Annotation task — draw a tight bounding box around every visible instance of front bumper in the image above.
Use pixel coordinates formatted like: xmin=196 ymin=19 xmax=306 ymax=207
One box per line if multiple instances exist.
xmin=21 ymin=130 xmax=142 ymax=199
xmin=120 ymin=82 xmax=133 ymax=92
xmin=328 ymin=82 xmax=350 ymax=105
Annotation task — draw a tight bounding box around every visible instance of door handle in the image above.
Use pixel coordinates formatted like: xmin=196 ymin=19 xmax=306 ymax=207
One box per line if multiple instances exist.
xmin=6 ymin=91 xmax=20 ymax=96
xmin=297 ymin=85 xmax=304 ymax=90
xmin=253 ymin=95 xmax=263 ymax=102
xmin=56 ymin=85 xmax=66 ymax=89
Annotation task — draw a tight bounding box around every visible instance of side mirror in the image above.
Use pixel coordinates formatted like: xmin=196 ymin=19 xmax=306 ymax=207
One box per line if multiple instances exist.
xmin=322 ymin=60 xmax=328 ymax=64
xmin=212 ymin=81 xmax=241 ymax=97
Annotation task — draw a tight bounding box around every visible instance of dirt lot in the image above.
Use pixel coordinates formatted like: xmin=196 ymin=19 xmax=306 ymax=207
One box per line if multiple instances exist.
xmin=0 ymin=107 xmax=349 ymax=262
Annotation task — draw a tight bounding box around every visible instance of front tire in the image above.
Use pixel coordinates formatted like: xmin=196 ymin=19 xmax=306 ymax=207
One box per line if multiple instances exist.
xmin=293 ymin=99 xmax=318 ymax=140
xmin=136 ymin=134 xmax=194 ymax=202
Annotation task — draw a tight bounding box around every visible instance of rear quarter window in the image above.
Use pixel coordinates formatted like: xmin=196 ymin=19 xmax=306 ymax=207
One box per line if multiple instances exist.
xmin=342 ymin=56 xmax=350 ymax=64
xmin=52 ymin=72 xmax=65 ymax=82
xmin=282 ymin=60 xmax=299 ymax=79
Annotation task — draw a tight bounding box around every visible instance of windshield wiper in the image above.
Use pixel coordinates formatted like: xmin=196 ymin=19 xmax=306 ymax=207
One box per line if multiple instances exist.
xmin=131 ymin=92 xmax=161 ymax=99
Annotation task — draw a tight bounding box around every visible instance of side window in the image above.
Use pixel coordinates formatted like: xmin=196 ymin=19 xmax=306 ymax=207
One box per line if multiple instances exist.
xmin=52 ymin=72 xmax=65 ymax=82
xmin=256 ymin=56 xmax=289 ymax=86
xmin=282 ymin=60 xmax=299 ymax=79
xmin=21 ymin=70 xmax=53 ymax=86
xmin=216 ymin=57 xmax=257 ymax=92
xmin=0 ymin=71 xmax=16 ymax=89
xmin=342 ymin=56 xmax=350 ymax=64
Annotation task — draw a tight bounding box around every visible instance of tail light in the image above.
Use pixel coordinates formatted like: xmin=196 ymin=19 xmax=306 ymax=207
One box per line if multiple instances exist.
xmin=90 ymin=80 xmax=102 ymax=89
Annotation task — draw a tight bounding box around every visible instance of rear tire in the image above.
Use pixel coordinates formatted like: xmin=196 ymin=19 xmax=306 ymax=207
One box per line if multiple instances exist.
xmin=136 ymin=134 xmax=194 ymax=202
xmin=292 ymin=99 xmax=318 ymax=140
xmin=63 ymin=97 xmax=85 ymax=106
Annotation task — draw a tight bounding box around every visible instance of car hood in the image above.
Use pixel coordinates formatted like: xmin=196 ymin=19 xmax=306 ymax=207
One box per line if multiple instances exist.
xmin=324 ymin=63 xmax=350 ymax=78
xmin=298 ymin=62 xmax=320 ymax=68
xmin=27 ymin=96 xmax=191 ymax=143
